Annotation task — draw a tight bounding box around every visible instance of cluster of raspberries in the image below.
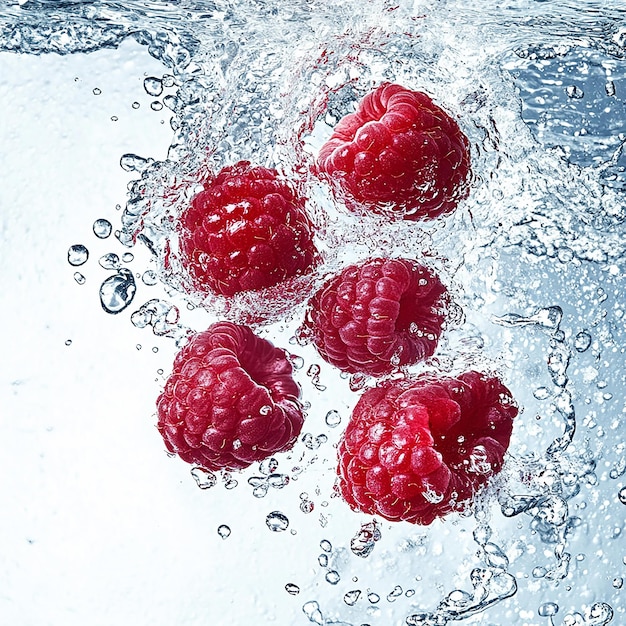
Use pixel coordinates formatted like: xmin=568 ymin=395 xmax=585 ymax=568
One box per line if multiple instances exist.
xmin=156 ymin=82 xmax=518 ymax=525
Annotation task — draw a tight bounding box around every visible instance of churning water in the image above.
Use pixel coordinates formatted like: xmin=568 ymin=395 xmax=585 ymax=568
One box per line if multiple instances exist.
xmin=2 ymin=1 xmax=626 ymax=625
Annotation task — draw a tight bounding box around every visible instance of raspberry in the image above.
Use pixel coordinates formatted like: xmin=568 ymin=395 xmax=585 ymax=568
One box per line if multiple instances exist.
xmin=178 ymin=161 xmax=317 ymax=297
xmin=301 ymin=258 xmax=448 ymax=376
xmin=156 ymin=321 xmax=304 ymax=471
xmin=317 ymin=83 xmax=471 ymax=220
xmin=336 ymin=371 xmax=518 ymax=524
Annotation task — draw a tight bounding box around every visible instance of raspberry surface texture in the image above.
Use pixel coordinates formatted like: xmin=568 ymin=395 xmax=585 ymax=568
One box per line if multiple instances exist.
xmin=156 ymin=321 xmax=304 ymax=471
xmin=302 ymin=258 xmax=448 ymax=376
xmin=336 ymin=371 xmax=518 ymax=524
xmin=317 ymin=82 xmax=471 ymax=220
xmin=178 ymin=161 xmax=317 ymax=297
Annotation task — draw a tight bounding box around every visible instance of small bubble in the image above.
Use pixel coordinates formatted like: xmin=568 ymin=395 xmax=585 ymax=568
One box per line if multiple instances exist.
xmin=152 ymin=347 xmax=158 ymax=353
xmin=64 ymin=339 xmax=72 ymax=346
xmin=143 ymin=76 xmax=163 ymax=96
xmin=368 ymin=593 xmax=380 ymax=604
xmin=162 ymin=74 xmax=175 ymax=87
xmin=344 ymin=590 xmax=361 ymax=606
xmin=110 ymin=115 xmax=118 ymax=122
xmin=217 ymin=524 xmax=231 ymax=539
xmin=136 ymin=344 xmax=142 ymax=350
xmin=131 ymin=101 xmax=140 ymax=109
xmin=349 ymin=372 xmax=368 ymax=391
xmin=574 ymin=331 xmax=592 ymax=353
xmin=151 ymin=100 xmax=163 ymax=111
xmin=618 ymin=487 xmax=626 ymax=504
xmin=537 ymin=601 xmax=559 ymax=617
xmin=68 ymin=244 xmax=89 ymax=266
xmin=566 ymin=85 xmax=584 ymax=99
xmin=387 ymin=585 xmax=403 ymax=602
xmin=268 ymin=473 xmax=289 ymax=489
xmin=318 ymin=553 xmax=329 ymax=567
xmin=99 ymin=253 xmax=121 ymax=270
xmin=266 ymin=511 xmax=289 ymax=532
xmin=325 ymin=410 xmax=342 ymax=428
xmin=73 ymin=272 xmax=86 ymax=285
xmin=122 ymin=252 xmax=134 ymax=263
xmin=533 ymin=387 xmax=551 ymax=400
xmin=325 ymin=570 xmax=340 ymax=585
xmin=92 ymin=87 xmax=101 ymax=95
xmin=99 ymin=269 xmax=136 ymax=314
xmin=613 ymin=577 xmax=623 ymax=589
xmin=606 ymin=81 xmax=616 ymax=96
xmin=320 ymin=539 xmax=332 ymax=552
xmin=142 ymin=270 xmax=158 ymax=286
xmin=285 ymin=583 xmax=300 ymax=596
xmin=532 ymin=566 xmax=547 ymax=578
xmin=300 ymin=499 xmax=314 ymax=514
xmin=190 ymin=466 xmax=217 ymax=489
xmin=93 ymin=218 xmax=112 ymax=239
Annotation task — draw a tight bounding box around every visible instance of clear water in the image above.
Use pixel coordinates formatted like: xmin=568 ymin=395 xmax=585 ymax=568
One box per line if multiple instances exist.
xmin=1 ymin=1 xmax=626 ymax=625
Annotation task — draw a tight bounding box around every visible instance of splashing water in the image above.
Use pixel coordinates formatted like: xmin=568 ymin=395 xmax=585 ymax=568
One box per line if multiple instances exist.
xmin=4 ymin=1 xmax=626 ymax=625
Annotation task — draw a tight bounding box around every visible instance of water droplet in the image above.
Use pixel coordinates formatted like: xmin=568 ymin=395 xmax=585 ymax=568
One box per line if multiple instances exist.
xmin=288 ymin=354 xmax=305 ymax=369
xmin=320 ymin=540 xmax=332 ymax=552
xmin=110 ymin=115 xmax=118 ymax=122
xmin=190 ymin=466 xmax=216 ymax=489
xmin=368 ymin=592 xmax=380 ymax=604
xmin=266 ymin=511 xmax=289 ymax=532
xmin=120 ymin=153 xmax=153 ymax=173
xmin=259 ymin=457 xmax=278 ymax=475
xmin=131 ymin=101 xmax=140 ymax=109
xmin=349 ymin=372 xmax=368 ymax=391
xmin=300 ymin=499 xmax=314 ymax=514
xmin=68 ymin=244 xmax=89 ymax=266
xmin=144 ymin=76 xmax=163 ymax=96
xmin=613 ymin=577 xmax=623 ymax=589
xmin=325 ymin=570 xmax=340 ymax=585
xmin=99 ymin=268 xmax=136 ymax=314
xmin=217 ymin=524 xmax=231 ymax=539
xmin=73 ymin=272 xmax=86 ymax=285
xmin=325 ymin=410 xmax=341 ymax=428
xmin=566 ymin=85 xmax=584 ymax=99
xmin=538 ymin=601 xmax=559 ymax=617
xmin=151 ymin=100 xmax=163 ymax=111
xmin=344 ymin=590 xmax=361 ymax=606
xmin=268 ymin=473 xmax=289 ymax=489
xmin=64 ymin=339 xmax=72 ymax=346
xmin=302 ymin=601 xmax=324 ymax=625
xmin=99 ymin=253 xmax=121 ymax=270
xmin=387 ymin=585 xmax=403 ymax=602
xmin=574 ymin=330 xmax=592 ymax=353
xmin=318 ymin=553 xmax=328 ymax=567
xmin=136 ymin=344 xmax=142 ymax=350
xmin=285 ymin=583 xmax=300 ymax=596
xmin=533 ymin=386 xmax=551 ymax=400
xmin=351 ymin=520 xmax=382 ymax=558
xmin=142 ymin=270 xmax=158 ymax=286
xmin=122 ymin=252 xmax=134 ymax=263
xmin=92 ymin=218 xmax=112 ymax=239
xmin=92 ymin=87 xmax=101 ymax=95
xmin=618 ymin=487 xmax=626 ymax=504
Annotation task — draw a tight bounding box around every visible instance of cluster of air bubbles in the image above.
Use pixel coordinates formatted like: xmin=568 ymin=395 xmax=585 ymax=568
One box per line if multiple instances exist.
xmin=302 ymin=433 xmax=328 ymax=450
xmin=130 ymin=299 xmax=193 ymax=346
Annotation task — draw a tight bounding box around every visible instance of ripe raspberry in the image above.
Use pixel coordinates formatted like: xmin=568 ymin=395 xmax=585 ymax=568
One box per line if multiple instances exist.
xmin=336 ymin=371 xmax=518 ymax=524
xmin=301 ymin=258 xmax=448 ymax=376
xmin=156 ymin=321 xmax=304 ymax=471
xmin=317 ymin=83 xmax=471 ymax=220
xmin=178 ymin=161 xmax=317 ymax=297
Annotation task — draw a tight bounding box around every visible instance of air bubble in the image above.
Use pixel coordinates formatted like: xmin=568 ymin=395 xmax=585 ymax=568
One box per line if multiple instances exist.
xmin=325 ymin=410 xmax=341 ymax=428
xmin=64 ymin=339 xmax=72 ymax=346
xmin=217 ymin=524 xmax=231 ymax=539
xmin=120 ymin=153 xmax=153 ymax=173
xmin=300 ymin=499 xmax=314 ymax=513
xmin=99 ymin=253 xmax=121 ymax=270
xmin=68 ymin=244 xmax=89 ymax=266
xmin=143 ymin=76 xmax=164 ymax=96
xmin=268 ymin=473 xmax=289 ymax=489
xmin=266 ymin=511 xmax=289 ymax=532
xmin=259 ymin=457 xmax=279 ymax=475
xmin=537 ymin=602 xmax=559 ymax=617
xmin=533 ymin=387 xmax=551 ymax=400
xmin=351 ymin=520 xmax=382 ymax=558
xmin=93 ymin=218 xmax=112 ymax=239
xmin=368 ymin=592 xmax=380 ymax=604
xmin=190 ymin=466 xmax=217 ymax=489
xmin=387 ymin=586 xmax=403 ymax=602
xmin=131 ymin=101 xmax=140 ymax=109
xmin=92 ymin=87 xmax=101 ymax=95
xmin=151 ymin=100 xmax=163 ymax=111
xmin=613 ymin=577 xmax=623 ymax=589
xmin=122 ymin=252 xmax=134 ymax=263
xmin=320 ymin=539 xmax=332 ymax=552
xmin=618 ymin=487 xmax=626 ymax=504
xmin=142 ymin=270 xmax=158 ymax=286
xmin=566 ymin=85 xmax=584 ymax=99
xmin=73 ymin=272 xmax=86 ymax=285
xmin=318 ymin=553 xmax=328 ymax=567
xmin=344 ymin=590 xmax=361 ymax=606
xmin=285 ymin=583 xmax=300 ymax=596
xmin=574 ymin=331 xmax=592 ymax=353
xmin=302 ymin=601 xmax=324 ymax=625
xmin=325 ymin=570 xmax=340 ymax=585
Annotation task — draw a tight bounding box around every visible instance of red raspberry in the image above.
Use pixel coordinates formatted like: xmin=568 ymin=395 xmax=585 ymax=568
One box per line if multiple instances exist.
xmin=156 ymin=321 xmax=304 ymax=471
xmin=317 ymin=83 xmax=471 ymax=220
xmin=301 ymin=258 xmax=448 ymax=376
xmin=336 ymin=371 xmax=518 ymax=524
xmin=178 ymin=161 xmax=317 ymax=297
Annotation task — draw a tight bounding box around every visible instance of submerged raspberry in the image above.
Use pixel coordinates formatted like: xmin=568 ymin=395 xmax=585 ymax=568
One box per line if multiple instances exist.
xmin=317 ymin=82 xmax=471 ymax=220
xmin=156 ymin=321 xmax=304 ymax=471
xmin=178 ymin=161 xmax=317 ymax=297
xmin=302 ymin=258 xmax=448 ymax=376
xmin=336 ymin=371 xmax=518 ymax=524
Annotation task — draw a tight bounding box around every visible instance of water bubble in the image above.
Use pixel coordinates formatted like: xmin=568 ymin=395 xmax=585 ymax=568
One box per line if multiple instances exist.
xmin=217 ymin=524 xmax=231 ymax=539
xmin=318 ymin=553 xmax=329 ymax=567
xmin=618 ymin=487 xmax=626 ymax=504
xmin=285 ymin=583 xmax=300 ymax=596
xmin=142 ymin=270 xmax=158 ymax=286
xmin=64 ymin=339 xmax=72 ymax=346
xmin=300 ymin=499 xmax=314 ymax=514
xmin=566 ymin=85 xmax=584 ymax=99
xmin=574 ymin=330 xmax=592 ymax=353
xmin=99 ymin=253 xmax=121 ymax=270
xmin=92 ymin=218 xmax=112 ymax=239
xmin=320 ymin=539 xmax=332 ymax=553
xmin=533 ymin=387 xmax=551 ymax=400
xmin=325 ymin=410 xmax=342 ymax=428
xmin=151 ymin=100 xmax=163 ymax=111
xmin=349 ymin=372 xmax=369 ymax=391
xmin=68 ymin=244 xmax=89 ymax=266
xmin=325 ymin=570 xmax=340 ymax=585
xmin=538 ymin=602 xmax=559 ymax=617
xmin=368 ymin=592 xmax=380 ymax=604
xmin=143 ymin=76 xmax=163 ymax=96
xmin=92 ymin=87 xmax=101 ymax=95
xmin=344 ymin=590 xmax=361 ymax=606
xmin=120 ymin=153 xmax=153 ymax=173
xmin=302 ymin=601 xmax=324 ymax=625
xmin=288 ymin=354 xmax=305 ymax=369
xmin=259 ymin=457 xmax=278 ymax=475
xmin=532 ymin=566 xmax=547 ymax=578
xmin=122 ymin=252 xmax=134 ymax=263
xmin=266 ymin=511 xmax=289 ymax=532
xmin=268 ymin=473 xmax=289 ymax=489
xmin=190 ymin=466 xmax=216 ymax=489
xmin=73 ymin=272 xmax=86 ymax=285
xmin=387 ymin=586 xmax=403 ymax=602
xmin=131 ymin=101 xmax=140 ymax=109
xmin=613 ymin=577 xmax=623 ymax=589
xmin=351 ymin=520 xmax=382 ymax=558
